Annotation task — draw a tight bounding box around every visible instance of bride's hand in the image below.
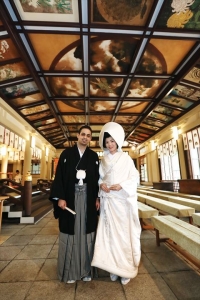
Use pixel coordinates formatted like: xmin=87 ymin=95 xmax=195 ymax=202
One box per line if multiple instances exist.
xmin=100 ymin=183 xmax=110 ymax=193
xmin=109 ymin=184 xmax=122 ymax=191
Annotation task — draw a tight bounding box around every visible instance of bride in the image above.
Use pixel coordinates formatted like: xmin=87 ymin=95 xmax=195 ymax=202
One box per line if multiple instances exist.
xmin=91 ymin=122 xmax=141 ymax=285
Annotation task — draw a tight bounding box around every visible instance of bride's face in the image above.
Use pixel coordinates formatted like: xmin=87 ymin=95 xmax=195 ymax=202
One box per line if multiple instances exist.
xmin=105 ymin=136 xmax=118 ymax=154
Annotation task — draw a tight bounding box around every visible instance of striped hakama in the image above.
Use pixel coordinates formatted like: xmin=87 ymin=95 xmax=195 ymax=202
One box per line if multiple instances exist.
xmin=57 ymin=184 xmax=95 ymax=282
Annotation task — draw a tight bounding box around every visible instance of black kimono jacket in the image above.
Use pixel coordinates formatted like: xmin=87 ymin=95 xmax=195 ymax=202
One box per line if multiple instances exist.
xmin=49 ymin=145 xmax=99 ymax=234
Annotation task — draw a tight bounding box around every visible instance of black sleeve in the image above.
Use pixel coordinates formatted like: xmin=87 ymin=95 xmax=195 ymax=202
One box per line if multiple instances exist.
xmin=94 ymin=152 xmax=100 ymax=198
xmin=52 ymin=200 xmax=60 ymax=219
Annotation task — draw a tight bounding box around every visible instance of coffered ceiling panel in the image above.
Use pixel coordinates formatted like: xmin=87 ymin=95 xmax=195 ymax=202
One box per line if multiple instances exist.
xmin=0 ymin=0 xmax=200 ymax=149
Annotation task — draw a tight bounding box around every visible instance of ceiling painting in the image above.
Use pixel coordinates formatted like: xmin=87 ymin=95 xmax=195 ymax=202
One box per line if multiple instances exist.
xmin=0 ymin=38 xmax=20 ymax=61
xmin=0 ymin=81 xmax=38 ymax=99
xmin=29 ymin=34 xmax=81 ymax=70
xmin=46 ymin=127 xmax=62 ymax=133
xmin=34 ymin=118 xmax=57 ymax=128
xmin=149 ymin=39 xmax=196 ymax=74
xmin=183 ymin=66 xmax=200 ymax=84
xmin=89 ymin=115 xmax=111 ymax=124
xmin=153 ymin=105 xmax=181 ymax=118
xmin=14 ymin=0 xmax=79 ymax=22
xmin=25 ymin=110 xmax=52 ymax=121
xmin=62 ymin=115 xmax=86 ymax=124
xmin=119 ymin=102 xmax=149 ymax=113
xmin=91 ymin=0 xmax=155 ymax=26
xmin=38 ymin=123 xmax=59 ymax=131
xmin=0 ymin=0 xmax=199 ymax=149
xmin=144 ymin=119 xmax=165 ymax=128
xmin=148 ymin=112 xmax=173 ymax=123
xmin=115 ymin=115 xmax=138 ymax=124
xmin=89 ymin=77 xmax=125 ymax=98
xmin=20 ymin=104 xmax=50 ymax=116
xmin=9 ymin=93 xmax=44 ymax=107
xmin=157 ymin=0 xmax=200 ymax=30
xmin=139 ymin=123 xmax=160 ymax=131
xmin=126 ymin=79 xmax=165 ymax=98
xmin=56 ymin=100 xmax=85 ymax=113
xmin=49 ymin=76 xmax=84 ymax=97
xmin=162 ymin=95 xmax=194 ymax=109
xmin=0 ymin=62 xmax=29 ymax=82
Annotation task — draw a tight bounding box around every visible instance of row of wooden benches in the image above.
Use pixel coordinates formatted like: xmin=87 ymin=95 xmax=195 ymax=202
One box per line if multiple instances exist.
xmin=138 ymin=185 xmax=200 ymax=201
xmin=137 ymin=192 xmax=200 ymax=225
xmin=138 ymin=188 xmax=200 ymax=211
xmin=138 ymin=201 xmax=200 ymax=227
xmin=137 ymin=188 xmax=200 ymax=264
xmin=151 ymin=188 xmax=200 ymax=201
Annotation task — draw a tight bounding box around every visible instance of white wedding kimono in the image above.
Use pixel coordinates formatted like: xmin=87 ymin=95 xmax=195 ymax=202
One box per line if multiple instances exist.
xmin=91 ymin=151 xmax=141 ymax=278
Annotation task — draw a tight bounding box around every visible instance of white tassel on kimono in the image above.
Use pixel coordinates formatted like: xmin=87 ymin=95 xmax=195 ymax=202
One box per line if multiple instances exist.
xmin=76 ymin=169 xmax=86 ymax=186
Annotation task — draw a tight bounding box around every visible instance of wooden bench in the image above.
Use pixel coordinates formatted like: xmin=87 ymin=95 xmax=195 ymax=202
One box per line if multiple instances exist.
xmin=137 ymin=185 xmax=153 ymax=190
xmin=137 ymin=201 xmax=158 ymax=230
xmin=138 ymin=189 xmax=170 ymax=200
xmin=138 ymin=189 xmax=169 ymax=200
xmin=137 ymin=193 xmax=146 ymax=203
xmin=151 ymin=215 xmax=200 ymax=261
xmin=178 ymin=179 xmax=200 ymax=195
xmin=137 ymin=189 xmax=148 ymax=195
xmin=137 ymin=193 xmax=195 ymax=223
xmin=192 ymin=213 xmax=200 ymax=227
xmin=166 ymin=195 xmax=200 ymax=212
xmin=138 ymin=190 xmax=200 ymax=211
xmin=153 ymin=181 xmax=174 ymax=191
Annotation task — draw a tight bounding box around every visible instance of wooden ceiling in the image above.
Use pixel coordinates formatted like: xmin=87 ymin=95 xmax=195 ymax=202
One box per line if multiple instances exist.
xmin=0 ymin=0 xmax=200 ymax=149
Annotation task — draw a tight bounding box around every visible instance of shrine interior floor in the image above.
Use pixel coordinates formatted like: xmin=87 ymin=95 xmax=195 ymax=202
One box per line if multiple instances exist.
xmin=0 ymin=210 xmax=200 ymax=300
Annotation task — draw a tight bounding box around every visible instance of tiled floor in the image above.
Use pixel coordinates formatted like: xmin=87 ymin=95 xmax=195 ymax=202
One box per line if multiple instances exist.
xmin=0 ymin=211 xmax=200 ymax=300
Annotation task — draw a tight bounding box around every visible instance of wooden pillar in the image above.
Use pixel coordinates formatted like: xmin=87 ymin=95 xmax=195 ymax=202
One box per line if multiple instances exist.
xmin=23 ymin=172 xmax=32 ymax=216
xmin=40 ymin=148 xmax=46 ymax=179
xmin=23 ymin=136 xmax=31 ymax=185
xmin=1 ymin=150 xmax=8 ymax=179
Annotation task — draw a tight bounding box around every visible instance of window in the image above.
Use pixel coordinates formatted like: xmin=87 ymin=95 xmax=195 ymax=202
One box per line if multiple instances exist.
xmin=182 ymin=127 xmax=200 ymax=179
xmin=31 ymin=161 xmax=40 ymax=174
xmin=188 ymin=148 xmax=200 ymax=179
xmin=158 ymin=139 xmax=181 ymax=181
xmin=139 ymin=156 xmax=148 ymax=182
xmin=160 ymin=152 xmax=181 ymax=180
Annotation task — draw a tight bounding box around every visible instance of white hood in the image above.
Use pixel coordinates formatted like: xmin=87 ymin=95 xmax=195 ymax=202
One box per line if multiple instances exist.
xmin=99 ymin=122 xmax=125 ymax=153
